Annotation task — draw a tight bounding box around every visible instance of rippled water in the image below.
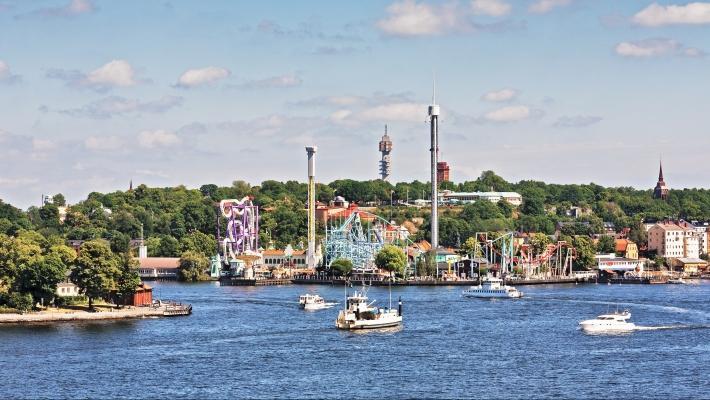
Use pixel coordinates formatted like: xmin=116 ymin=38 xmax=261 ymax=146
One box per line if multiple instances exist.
xmin=2 ymin=281 xmax=709 ymax=399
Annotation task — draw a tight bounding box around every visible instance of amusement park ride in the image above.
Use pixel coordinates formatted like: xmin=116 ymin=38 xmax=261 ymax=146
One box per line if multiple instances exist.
xmin=323 ymin=210 xmax=415 ymax=272
xmin=472 ymin=232 xmax=576 ymax=279
xmin=218 ymin=197 xmax=260 ymax=277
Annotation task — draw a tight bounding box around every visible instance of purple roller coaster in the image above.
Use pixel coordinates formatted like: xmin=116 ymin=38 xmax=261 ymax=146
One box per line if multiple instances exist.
xmin=220 ymin=196 xmax=259 ymax=263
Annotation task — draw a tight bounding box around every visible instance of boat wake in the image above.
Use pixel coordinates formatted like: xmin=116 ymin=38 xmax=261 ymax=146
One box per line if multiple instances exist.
xmin=634 ymin=324 xmax=710 ymax=331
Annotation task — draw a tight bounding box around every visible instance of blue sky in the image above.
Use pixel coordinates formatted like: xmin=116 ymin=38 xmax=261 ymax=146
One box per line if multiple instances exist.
xmin=1 ymin=0 xmax=709 ymax=208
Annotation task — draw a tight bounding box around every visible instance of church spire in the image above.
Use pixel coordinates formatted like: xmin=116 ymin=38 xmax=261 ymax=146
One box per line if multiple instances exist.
xmin=658 ymin=159 xmax=664 ymax=182
xmin=653 ymin=158 xmax=669 ymax=200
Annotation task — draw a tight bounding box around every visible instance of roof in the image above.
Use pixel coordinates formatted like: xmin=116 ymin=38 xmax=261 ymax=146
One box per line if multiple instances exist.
xmin=676 ymin=258 xmax=708 ymax=264
xmin=440 ymin=191 xmax=522 ymax=198
xmin=615 ymin=239 xmax=629 ymax=252
xmin=651 ymin=223 xmax=686 ymax=231
xmin=135 ymin=257 xmax=180 ymax=269
xmin=262 ymin=249 xmax=306 ymax=256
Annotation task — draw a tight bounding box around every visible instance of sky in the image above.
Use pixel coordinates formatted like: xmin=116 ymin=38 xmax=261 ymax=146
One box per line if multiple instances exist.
xmin=1 ymin=0 xmax=709 ymax=208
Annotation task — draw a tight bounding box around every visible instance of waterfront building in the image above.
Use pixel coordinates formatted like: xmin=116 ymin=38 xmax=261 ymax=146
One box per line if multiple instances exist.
xmin=136 ymin=257 xmax=180 ymax=280
xmin=670 ymin=258 xmax=708 ymax=274
xmin=439 ymin=190 xmax=522 ymax=206
xmin=615 ymin=239 xmax=639 ymax=260
xmin=678 ymin=220 xmax=709 ymax=256
xmin=595 ymin=253 xmax=645 ymax=273
xmin=55 ymin=281 xmax=81 ymax=297
xmin=647 ymin=222 xmax=700 ymax=259
xmin=653 ymin=161 xmax=669 ymax=200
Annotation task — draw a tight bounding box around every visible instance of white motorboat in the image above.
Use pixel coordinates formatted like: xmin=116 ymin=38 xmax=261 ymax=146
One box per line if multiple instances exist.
xmin=462 ymin=275 xmax=523 ymax=299
xmin=299 ymin=294 xmax=332 ymax=311
xmin=667 ymin=278 xmax=688 ymax=284
xmin=579 ymin=310 xmax=636 ymax=333
xmin=335 ymin=286 xmax=402 ymax=330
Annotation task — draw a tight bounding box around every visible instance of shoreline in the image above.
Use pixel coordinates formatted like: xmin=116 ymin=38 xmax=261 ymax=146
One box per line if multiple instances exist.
xmin=0 ymin=304 xmax=190 ymax=324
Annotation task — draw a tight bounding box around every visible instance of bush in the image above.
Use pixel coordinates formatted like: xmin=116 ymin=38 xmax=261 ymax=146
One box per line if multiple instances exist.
xmin=8 ymin=292 xmax=34 ymax=313
xmin=54 ymin=296 xmax=88 ymax=307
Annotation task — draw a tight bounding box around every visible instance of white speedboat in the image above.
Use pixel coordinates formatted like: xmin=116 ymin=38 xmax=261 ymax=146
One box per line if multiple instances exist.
xmin=335 ymin=286 xmax=402 ymax=330
xmin=299 ymin=294 xmax=330 ymax=311
xmin=462 ymin=275 xmax=523 ymax=299
xmin=667 ymin=278 xmax=687 ymax=284
xmin=579 ymin=310 xmax=636 ymax=333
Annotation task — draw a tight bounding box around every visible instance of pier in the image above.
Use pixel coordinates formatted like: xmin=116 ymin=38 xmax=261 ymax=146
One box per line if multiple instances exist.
xmin=291 ymin=277 xmax=586 ymax=286
xmin=219 ymin=277 xmax=292 ymax=286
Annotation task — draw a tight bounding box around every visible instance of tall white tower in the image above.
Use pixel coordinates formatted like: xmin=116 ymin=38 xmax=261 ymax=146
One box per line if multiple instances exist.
xmin=379 ymin=125 xmax=393 ymax=180
xmin=305 ymin=146 xmax=318 ymax=268
xmin=428 ymin=85 xmax=440 ymax=249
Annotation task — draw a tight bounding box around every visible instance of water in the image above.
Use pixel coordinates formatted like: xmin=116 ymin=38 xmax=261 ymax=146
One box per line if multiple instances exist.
xmin=2 ymin=281 xmax=709 ymax=399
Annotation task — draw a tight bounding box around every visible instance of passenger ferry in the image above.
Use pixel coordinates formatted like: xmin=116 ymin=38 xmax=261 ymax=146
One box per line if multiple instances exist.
xmin=462 ymin=275 xmax=523 ymax=299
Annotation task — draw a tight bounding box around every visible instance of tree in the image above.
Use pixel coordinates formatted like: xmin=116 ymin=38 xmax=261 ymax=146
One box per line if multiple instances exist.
xmin=178 ymin=251 xmax=209 ymax=282
xmin=180 ymin=231 xmax=217 ymax=257
xmin=572 ymin=236 xmax=595 ymax=270
xmin=114 ymin=253 xmax=140 ymax=307
xmin=8 ymin=292 xmax=33 ymax=313
xmin=155 ymin=235 xmax=180 ymax=257
xmin=374 ymin=245 xmax=407 ymax=278
xmin=52 ymin=193 xmax=67 ymax=207
xmin=71 ymin=240 xmax=120 ymax=309
xmin=597 ymin=235 xmax=616 ymax=254
xmin=415 ymin=250 xmax=437 ymax=277
xmin=529 ymin=233 xmax=551 ymax=256
xmin=15 ymin=252 xmax=67 ymax=307
xmin=329 ymin=258 xmax=353 ymax=277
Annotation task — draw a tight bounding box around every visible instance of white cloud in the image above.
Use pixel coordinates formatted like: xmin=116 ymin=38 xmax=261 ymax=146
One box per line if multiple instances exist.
xmin=60 ymin=95 xmax=183 ymax=119
xmin=238 ymin=73 xmax=302 ymax=89
xmin=632 ymin=2 xmax=710 ymax=27
xmin=484 ymin=105 xmax=531 ymax=122
xmin=553 ymin=115 xmax=602 ymax=128
xmin=85 ymin=135 xmax=122 ymax=151
xmin=176 ymin=66 xmax=230 ymax=88
xmin=138 ymin=130 xmax=181 ymax=148
xmin=376 ymin=0 xmax=472 ymax=36
xmin=86 ymin=60 xmax=136 ymax=87
xmin=330 ymin=109 xmax=353 ymax=123
xmin=19 ymin=0 xmax=95 ymax=18
xmin=529 ymin=0 xmax=571 ymax=14
xmin=0 ymin=177 xmax=39 ymax=187
xmin=615 ymin=38 xmax=704 ymax=58
xmin=32 ymin=138 xmax=55 ymax=151
xmin=481 ymin=88 xmax=518 ymax=102
xmin=47 ymin=59 xmax=138 ymax=91
xmin=0 ymin=60 xmax=20 ymax=83
xmin=356 ymin=102 xmax=427 ymax=122
xmin=471 ymin=0 xmax=511 ymax=16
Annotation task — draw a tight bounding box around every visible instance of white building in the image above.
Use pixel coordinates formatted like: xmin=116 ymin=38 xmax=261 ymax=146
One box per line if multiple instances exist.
xmin=678 ymin=220 xmax=709 ymax=256
xmin=439 ymin=190 xmax=523 ymax=206
xmin=647 ymin=222 xmax=700 ymax=259
xmin=595 ymin=253 xmax=645 ymax=272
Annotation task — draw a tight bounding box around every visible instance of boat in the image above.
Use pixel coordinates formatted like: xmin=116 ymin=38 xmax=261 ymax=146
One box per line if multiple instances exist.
xmin=298 ymin=294 xmax=332 ymax=311
xmin=579 ymin=310 xmax=636 ymax=333
xmin=462 ymin=275 xmax=523 ymax=299
xmin=335 ymin=285 xmax=402 ymax=330
xmin=667 ymin=277 xmax=688 ymax=284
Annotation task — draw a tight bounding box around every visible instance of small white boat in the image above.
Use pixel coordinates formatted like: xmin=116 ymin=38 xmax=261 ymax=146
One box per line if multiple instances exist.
xmin=299 ymin=294 xmax=331 ymax=311
xmin=667 ymin=278 xmax=688 ymax=284
xmin=462 ymin=275 xmax=523 ymax=299
xmin=579 ymin=310 xmax=636 ymax=333
xmin=335 ymin=286 xmax=402 ymax=330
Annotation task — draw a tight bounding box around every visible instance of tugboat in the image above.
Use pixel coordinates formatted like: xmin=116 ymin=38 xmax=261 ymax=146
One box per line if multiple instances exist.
xmin=298 ymin=293 xmax=333 ymax=311
xmin=462 ymin=275 xmax=523 ymax=299
xmin=335 ymin=285 xmax=402 ymax=330
xmin=579 ymin=310 xmax=636 ymax=333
